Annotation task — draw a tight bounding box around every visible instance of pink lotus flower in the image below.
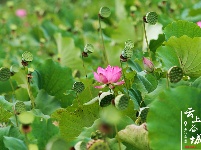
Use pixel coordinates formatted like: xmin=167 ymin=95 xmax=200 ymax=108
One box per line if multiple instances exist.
xmin=143 ymin=57 xmax=154 ymax=73
xmin=16 ymin=9 xmax=27 ymax=18
xmin=197 ymin=21 xmax=201 ymax=28
xmin=94 ymin=65 xmax=125 ymax=89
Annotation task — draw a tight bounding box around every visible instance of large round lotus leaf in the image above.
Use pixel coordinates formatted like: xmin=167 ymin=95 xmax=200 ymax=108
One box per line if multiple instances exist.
xmin=118 ymin=123 xmax=149 ymax=150
xmin=147 ymin=86 xmax=201 ymax=150
xmin=18 ymin=112 xmax=34 ymax=124
xmin=157 ymin=35 xmax=201 ymax=77
xmin=164 ymin=20 xmax=201 ymax=39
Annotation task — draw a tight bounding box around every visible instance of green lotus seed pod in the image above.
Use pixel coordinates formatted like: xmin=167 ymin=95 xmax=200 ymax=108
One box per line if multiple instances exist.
xmin=74 ymin=141 xmax=87 ymax=150
xmin=99 ymin=92 xmax=114 ymax=107
xmin=96 ymin=130 xmax=104 ymax=139
xmin=91 ymin=130 xmax=104 ymax=140
xmin=114 ymin=94 xmax=129 ymax=110
xmin=22 ymin=51 xmax=33 ymax=62
xmin=0 ymin=67 xmax=11 ymax=81
xmin=130 ymin=6 xmax=137 ymax=12
xmin=34 ymin=7 xmax=44 ymax=16
xmin=168 ymin=66 xmax=183 ymax=83
xmin=91 ymin=132 xmax=97 ymax=139
xmin=96 ymin=130 xmax=101 ymax=135
xmin=139 ymin=107 xmax=149 ymax=123
xmin=84 ymin=44 xmax=94 ymax=53
xmin=125 ymin=39 xmax=134 ymax=49
xmin=145 ymin=12 xmax=158 ymax=25
xmin=99 ymin=7 xmax=111 ymax=18
xmin=10 ymin=24 xmax=17 ymax=30
xmin=40 ymin=38 xmax=46 ymax=43
xmin=18 ymin=111 xmax=34 ymax=124
xmin=87 ymin=139 xmax=110 ymax=150
xmin=6 ymin=1 xmax=14 ymax=8
xmin=73 ymin=82 xmax=85 ymax=93
xmin=28 ymin=144 xmax=38 ymax=150
xmin=121 ymin=47 xmax=133 ymax=59
xmin=15 ymin=102 xmax=26 ymax=114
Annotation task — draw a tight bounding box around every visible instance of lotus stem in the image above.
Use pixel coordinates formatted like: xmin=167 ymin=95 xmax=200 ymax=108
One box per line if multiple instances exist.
xmin=143 ymin=22 xmax=151 ymax=59
xmin=166 ymin=73 xmax=170 ymax=88
xmin=120 ymin=61 xmax=130 ymax=97
xmin=82 ymin=55 xmax=88 ymax=78
xmin=9 ymin=79 xmax=19 ymax=127
xmin=27 ymin=82 xmax=35 ymax=109
xmin=98 ymin=15 xmax=109 ymax=66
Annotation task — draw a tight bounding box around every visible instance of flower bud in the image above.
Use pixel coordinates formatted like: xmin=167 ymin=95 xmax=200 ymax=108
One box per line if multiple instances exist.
xmin=143 ymin=57 xmax=154 ymax=73
xmin=16 ymin=9 xmax=27 ymax=18
xmin=197 ymin=21 xmax=201 ymax=28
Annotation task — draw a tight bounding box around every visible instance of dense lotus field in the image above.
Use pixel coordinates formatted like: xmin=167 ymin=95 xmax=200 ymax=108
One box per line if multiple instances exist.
xmin=1 ymin=0 xmax=201 ymax=150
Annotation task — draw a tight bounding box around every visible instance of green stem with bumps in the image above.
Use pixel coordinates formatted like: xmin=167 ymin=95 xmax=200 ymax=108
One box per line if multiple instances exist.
xmin=79 ymin=56 xmax=93 ymax=99
xmin=9 ymin=79 xmax=19 ymax=127
xmin=24 ymin=68 xmax=35 ymax=109
xmin=24 ymin=133 xmax=29 ymax=147
xmin=82 ymin=55 xmax=88 ymax=78
xmin=27 ymin=82 xmax=35 ymax=109
xmin=9 ymin=79 xmax=15 ymax=96
xmin=166 ymin=73 xmax=170 ymax=88
xmin=22 ymin=66 xmax=35 ymax=108
xmin=76 ymin=93 xmax=81 ymax=105
xmin=14 ymin=114 xmax=19 ymax=127
xmin=98 ymin=15 xmax=109 ymax=66
xmin=143 ymin=22 xmax=151 ymax=59
xmin=120 ymin=61 xmax=130 ymax=98
xmin=88 ymin=83 xmax=93 ymax=100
